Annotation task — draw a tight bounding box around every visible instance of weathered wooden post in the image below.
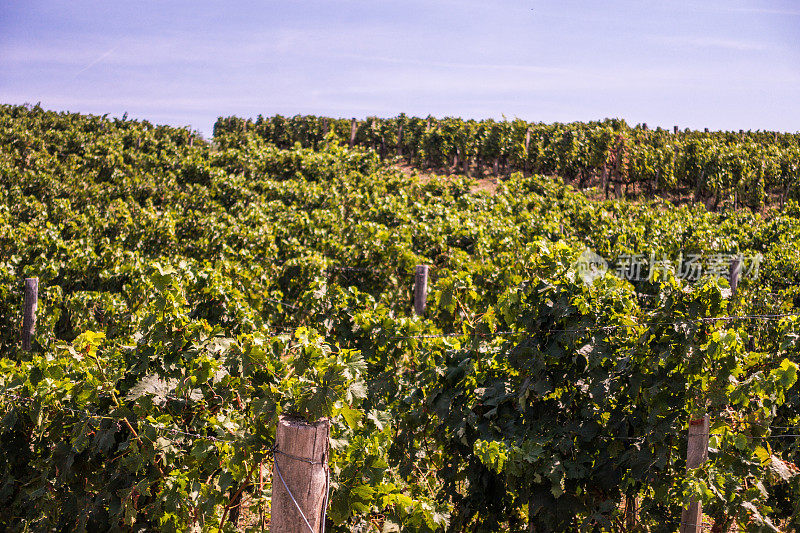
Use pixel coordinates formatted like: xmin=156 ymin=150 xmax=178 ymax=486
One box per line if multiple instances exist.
xmin=524 ymin=127 xmax=531 ymax=175
xmin=318 ymin=118 xmax=328 ymax=150
xmin=271 ymin=416 xmax=330 ymax=533
xmin=414 ymin=265 xmax=429 ymax=316
xmin=680 ymin=414 xmax=710 ymax=533
xmin=22 ymin=278 xmax=38 ymax=351
xmin=349 ymin=118 xmax=357 ymax=148
xmin=624 ymin=495 xmax=638 ymax=531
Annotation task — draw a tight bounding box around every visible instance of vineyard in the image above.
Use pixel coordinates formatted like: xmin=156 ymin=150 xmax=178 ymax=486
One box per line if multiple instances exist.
xmin=214 ymin=114 xmax=800 ymax=211
xmin=2 ymin=103 xmax=800 ymax=531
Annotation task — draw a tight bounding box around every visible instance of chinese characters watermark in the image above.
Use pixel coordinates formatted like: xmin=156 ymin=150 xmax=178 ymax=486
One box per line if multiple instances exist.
xmin=575 ymin=250 xmax=761 ymax=285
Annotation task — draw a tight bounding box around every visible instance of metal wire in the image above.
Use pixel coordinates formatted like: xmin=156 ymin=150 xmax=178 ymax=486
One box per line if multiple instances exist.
xmin=2 ymin=392 xmax=332 ymax=529
xmin=387 ymin=312 xmax=800 ymax=340
xmin=272 ymin=450 xmax=321 ymax=533
xmin=0 ymin=392 xmax=224 ymax=442
xmin=264 ymin=296 xmax=300 ymax=310
xmin=272 ymin=446 xmax=325 ymax=465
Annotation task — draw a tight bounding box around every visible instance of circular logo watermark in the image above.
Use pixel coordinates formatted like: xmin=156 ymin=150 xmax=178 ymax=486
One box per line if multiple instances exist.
xmin=574 ymin=248 xmax=609 ymax=285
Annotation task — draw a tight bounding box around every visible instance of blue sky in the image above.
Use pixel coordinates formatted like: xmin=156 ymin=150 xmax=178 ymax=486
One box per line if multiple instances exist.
xmin=1 ymin=0 xmax=799 ymax=137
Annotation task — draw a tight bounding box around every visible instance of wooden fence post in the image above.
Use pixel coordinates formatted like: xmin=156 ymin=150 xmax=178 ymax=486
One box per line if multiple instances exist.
xmin=524 ymin=127 xmax=531 ymax=175
xmin=271 ymin=416 xmax=330 ymax=533
xmin=680 ymin=414 xmax=710 ymax=533
xmin=319 ymin=118 xmax=329 ymax=150
xmin=22 ymin=278 xmax=38 ymax=351
xmin=349 ymin=118 xmax=357 ymax=148
xmin=414 ymin=265 xmax=429 ymax=316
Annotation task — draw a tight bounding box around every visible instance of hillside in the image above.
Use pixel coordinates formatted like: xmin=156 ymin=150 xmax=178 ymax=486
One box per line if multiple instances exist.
xmin=1 ymin=104 xmax=800 ymax=531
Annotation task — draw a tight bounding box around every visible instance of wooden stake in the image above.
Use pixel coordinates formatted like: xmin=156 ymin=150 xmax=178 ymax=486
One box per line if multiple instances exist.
xmin=524 ymin=128 xmax=531 ymax=174
xmin=680 ymin=414 xmax=709 ymax=533
xmin=271 ymin=416 xmax=330 ymax=533
xmin=349 ymin=118 xmax=357 ymax=148
xmin=22 ymin=278 xmax=38 ymax=351
xmin=414 ymin=265 xmax=429 ymax=316
xmin=260 ymin=459 xmax=265 ymax=530
xmin=624 ymin=495 xmax=638 ymax=531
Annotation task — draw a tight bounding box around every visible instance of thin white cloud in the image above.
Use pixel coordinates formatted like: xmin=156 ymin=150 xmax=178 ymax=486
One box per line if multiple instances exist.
xmin=73 ymin=47 xmax=116 ymax=77
xmin=655 ymin=36 xmax=775 ymax=52
xmin=684 ymin=2 xmax=800 ymax=17
xmin=730 ymin=7 xmax=800 ymax=16
xmin=317 ymin=64 xmax=710 ymax=98
xmin=331 ymin=53 xmax=569 ymax=74
xmin=1 ymin=26 xmax=400 ymax=69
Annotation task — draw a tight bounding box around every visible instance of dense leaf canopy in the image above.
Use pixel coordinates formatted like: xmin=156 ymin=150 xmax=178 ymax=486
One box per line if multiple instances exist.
xmin=1 ymin=104 xmax=800 ymax=531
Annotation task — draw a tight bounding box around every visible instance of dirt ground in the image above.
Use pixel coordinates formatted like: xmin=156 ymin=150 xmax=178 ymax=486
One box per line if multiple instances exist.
xmin=392 ymin=162 xmax=499 ymax=195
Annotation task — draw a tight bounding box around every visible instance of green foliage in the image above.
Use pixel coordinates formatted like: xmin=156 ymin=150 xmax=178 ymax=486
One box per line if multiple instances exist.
xmin=1 ymin=104 xmax=800 ymax=531
xmin=223 ymin=114 xmax=800 ymax=209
